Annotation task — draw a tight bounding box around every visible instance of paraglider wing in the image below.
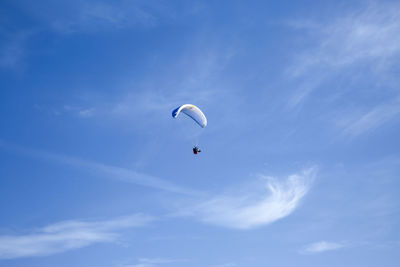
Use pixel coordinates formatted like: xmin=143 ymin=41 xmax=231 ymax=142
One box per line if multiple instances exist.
xmin=172 ymin=104 xmax=207 ymax=128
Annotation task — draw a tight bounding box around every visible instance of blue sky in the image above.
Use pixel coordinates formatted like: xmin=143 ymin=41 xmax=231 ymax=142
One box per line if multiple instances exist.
xmin=1 ymin=0 xmax=400 ymax=266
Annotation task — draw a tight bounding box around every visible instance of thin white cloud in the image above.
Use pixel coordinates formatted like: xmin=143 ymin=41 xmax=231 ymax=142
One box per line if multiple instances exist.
xmin=0 ymin=140 xmax=201 ymax=196
xmin=109 ymin=44 xmax=232 ymax=116
xmin=182 ymin=167 xmax=317 ymax=229
xmin=287 ymin=2 xmax=400 ymax=107
xmin=338 ymin=100 xmax=400 ymax=136
xmin=57 ymin=44 xmax=234 ymax=132
xmin=0 ymin=214 xmax=154 ymax=259
xmin=210 ymin=263 xmax=237 ymax=267
xmin=78 ymin=108 xmax=96 ymax=117
xmin=0 ymin=30 xmax=32 ymax=70
xmin=51 ymin=1 xmax=156 ymax=33
xmin=63 ymin=105 xmax=96 ymax=118
xmin=301 ymin=241 xmax=346 ymax=254
xmin=291 ymin=2 xmax=400 ymax=75
xmin=19 ymin=0 xmax=179 ymax=34
xmin=122 ymin=258 xmax=188 ymax=267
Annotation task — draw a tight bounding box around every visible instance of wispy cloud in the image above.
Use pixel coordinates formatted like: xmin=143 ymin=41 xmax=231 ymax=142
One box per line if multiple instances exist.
xmin=0 ymin=140 xmax=201 ymax=196
xmin=337 ymin=99 xmax=400 ymax=136
xmin=20 ymin=0 xmax=180 ymax=34
xmin=210 ymin=263 xmax=237 ymax=267
xmin=52 ymin=43 xmax=234 ymax=131
xmin=0 ymin=214 xmax=154 ymax=259
xmin=51 ymin=1 xmax=155 ymax=33
xmin=181 ymin=167 xmax=317 ymax=229
xmin=121 ymin=258 xmax=188 ymax=267
xmin=287 ymin=2 xmax=400 ymax=107
xmin=301 ymin=241 xmax=346 ymax=254
xmin=63 ymin=105 xmax=96 ymax=118
xmin=0 ymin=30 xmax=32 ymax=70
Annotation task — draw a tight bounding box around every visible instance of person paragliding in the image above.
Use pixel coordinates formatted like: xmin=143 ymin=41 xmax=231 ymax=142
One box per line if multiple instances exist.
xmin=172 ymin=104 xmax=207 ymax=155
xmin=193 ymin=146 xmax=201 ymax=154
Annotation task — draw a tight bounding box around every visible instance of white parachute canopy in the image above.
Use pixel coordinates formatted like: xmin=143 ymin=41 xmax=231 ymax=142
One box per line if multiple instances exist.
xmin=172 ymin=104 xmax=207 ymax=128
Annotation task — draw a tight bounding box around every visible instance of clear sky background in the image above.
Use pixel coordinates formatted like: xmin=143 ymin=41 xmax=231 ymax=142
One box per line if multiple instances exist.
xmin=1 ymin=0 xmax=400 ymax=266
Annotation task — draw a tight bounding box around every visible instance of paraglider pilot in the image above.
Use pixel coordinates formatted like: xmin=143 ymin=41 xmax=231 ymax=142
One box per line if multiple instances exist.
xmin=193 ymin=146 xmax=201 ymax=154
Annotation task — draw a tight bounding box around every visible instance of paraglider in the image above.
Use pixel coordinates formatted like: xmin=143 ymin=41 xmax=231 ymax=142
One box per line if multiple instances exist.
xmin=172 ymin=104 xmax=207 ymax=155
xmin=172 ymin=104 xmax=207 ymax=128
xmin=193 ymin=146 xmax=201 ymax=154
